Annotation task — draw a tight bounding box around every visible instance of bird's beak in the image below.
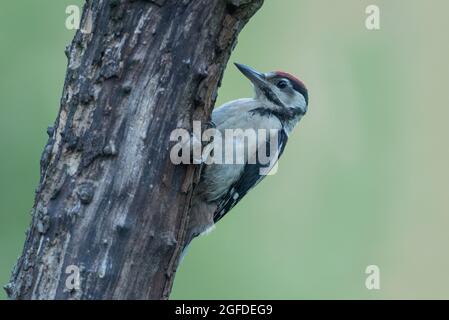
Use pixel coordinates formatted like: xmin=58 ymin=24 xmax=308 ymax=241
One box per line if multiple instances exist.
xmin=234 ymin=63 xmax=267 ymax=88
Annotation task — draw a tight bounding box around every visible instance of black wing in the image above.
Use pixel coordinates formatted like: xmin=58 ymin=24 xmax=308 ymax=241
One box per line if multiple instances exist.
xmin=213 ymin=129 xmax=289 ymax=223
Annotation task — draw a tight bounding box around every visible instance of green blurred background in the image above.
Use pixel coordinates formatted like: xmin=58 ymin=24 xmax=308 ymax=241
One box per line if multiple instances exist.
xmin=1 ymin=0 xmax=448 ymax=299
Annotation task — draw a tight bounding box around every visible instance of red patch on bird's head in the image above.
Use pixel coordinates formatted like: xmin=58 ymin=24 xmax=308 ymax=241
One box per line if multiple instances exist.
xmin=275 ymin=71 xmax=307 ymax=91
xmin=275 ymin=71 xmax=308 ymax=104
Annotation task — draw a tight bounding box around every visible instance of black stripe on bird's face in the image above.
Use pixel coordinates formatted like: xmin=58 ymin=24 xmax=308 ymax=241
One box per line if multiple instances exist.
xmin=259 ymin=75 xmax=308 ymax=112
xmin=260 ymin=86 xmax=285 ymax=107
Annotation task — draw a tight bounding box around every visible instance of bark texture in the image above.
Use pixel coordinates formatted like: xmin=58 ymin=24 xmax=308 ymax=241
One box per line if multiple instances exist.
xmin=6 ymin=0 xmax=263 ymax=300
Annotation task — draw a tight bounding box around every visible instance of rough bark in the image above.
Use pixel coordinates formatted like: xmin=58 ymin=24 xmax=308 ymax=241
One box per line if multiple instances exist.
xmin=5 ymin=0 xmax=263 ymax=300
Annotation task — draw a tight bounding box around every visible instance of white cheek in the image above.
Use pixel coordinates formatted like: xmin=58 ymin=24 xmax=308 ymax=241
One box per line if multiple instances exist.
xmin=292 ymin=93 xmax=307 ymax=114
xmin=297 ymin=93 xmax=306 ymax=107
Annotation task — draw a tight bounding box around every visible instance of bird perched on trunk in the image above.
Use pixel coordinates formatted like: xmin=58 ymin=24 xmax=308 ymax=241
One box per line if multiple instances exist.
xmin=184 ymin=63 xmax=309 ymax=253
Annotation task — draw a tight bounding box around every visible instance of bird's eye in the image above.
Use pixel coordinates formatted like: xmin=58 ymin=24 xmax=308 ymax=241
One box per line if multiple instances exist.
xmin=277 ymin=80 xmax=288 ymax=89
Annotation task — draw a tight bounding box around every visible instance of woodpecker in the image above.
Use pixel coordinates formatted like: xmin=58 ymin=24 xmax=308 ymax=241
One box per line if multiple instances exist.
xmin=184 ymin=63 xmax=308 ymax=251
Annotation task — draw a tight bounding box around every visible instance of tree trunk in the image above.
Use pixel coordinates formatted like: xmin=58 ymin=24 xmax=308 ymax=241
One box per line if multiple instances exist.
xmin=5 ymin=0 xmax=263 ymax=300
